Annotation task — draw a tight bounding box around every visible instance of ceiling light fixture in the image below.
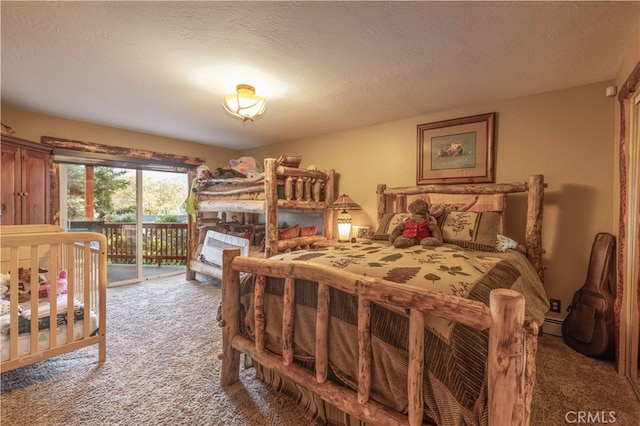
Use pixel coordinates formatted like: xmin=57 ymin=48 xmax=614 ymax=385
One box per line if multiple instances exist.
xmin=222 ymin=84 xmax=267 ymax=122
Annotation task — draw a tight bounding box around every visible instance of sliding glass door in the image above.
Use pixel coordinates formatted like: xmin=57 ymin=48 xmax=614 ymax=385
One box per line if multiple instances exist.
xmin=60 ymin=164 xmax=188 ymax=285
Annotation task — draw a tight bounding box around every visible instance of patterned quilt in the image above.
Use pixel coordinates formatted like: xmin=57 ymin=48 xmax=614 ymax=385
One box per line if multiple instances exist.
xmin=239 ymin=241 xmax=548 ymax=425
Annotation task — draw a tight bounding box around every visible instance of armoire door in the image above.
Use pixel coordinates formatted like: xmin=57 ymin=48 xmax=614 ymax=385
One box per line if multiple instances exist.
xmin=0 ymin=135 xmax=52 ymax=225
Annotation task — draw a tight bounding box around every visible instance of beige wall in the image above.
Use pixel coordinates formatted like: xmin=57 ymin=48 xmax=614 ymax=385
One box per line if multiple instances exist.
xmin=0 ymin=106 xmax=238 ymax=164
xmin=0 ymin=80 xmax=624 ymax=322
xmin=244 ymin=81 xmax=617 ymax=321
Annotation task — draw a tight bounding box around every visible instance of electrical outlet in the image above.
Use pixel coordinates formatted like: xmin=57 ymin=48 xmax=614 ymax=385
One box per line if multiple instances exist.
xmin=549 ymin=299 xmax=561 ymax=313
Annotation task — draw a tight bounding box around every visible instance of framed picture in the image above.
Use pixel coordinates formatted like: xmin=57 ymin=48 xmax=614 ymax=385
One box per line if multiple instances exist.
xmin=352 ymin=226 xmax=370 ymax=240
xmin=417 ymin=112 xmax=495 ymax=184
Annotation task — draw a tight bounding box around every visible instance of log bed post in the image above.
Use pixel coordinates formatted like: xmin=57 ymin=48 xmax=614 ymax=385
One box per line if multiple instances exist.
xmin=376 ymin=184 xmax=387 ymax=224
xmin=220 ymin=248 xmax=242 ymax=386
xmin=186 ymin=168 xmax=198 ymax=280
xmin=324 ymin=169 xmax=336 ymax=240
xmin=488 ymin=288 xmax=526 ymax=426
xmin=264 ymin=158 xmax=278 ymax=258
xmin=525 ymin=174 xmax=545 ymax=282
xmin=408 ymin=309 xmax=425 ymax=426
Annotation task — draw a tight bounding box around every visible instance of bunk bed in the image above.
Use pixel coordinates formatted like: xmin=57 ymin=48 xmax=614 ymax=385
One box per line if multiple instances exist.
xmin=219 ymin=175 xmax=548 ymax=426
xmin=187 ymin=157 xmax=335 ymax=280
xmin=0 ymin=225 xmax=107 ymax=372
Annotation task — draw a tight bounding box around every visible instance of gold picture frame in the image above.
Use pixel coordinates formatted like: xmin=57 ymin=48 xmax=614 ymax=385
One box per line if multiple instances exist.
xmin=417 ymin=112 xmax=495 ymax=184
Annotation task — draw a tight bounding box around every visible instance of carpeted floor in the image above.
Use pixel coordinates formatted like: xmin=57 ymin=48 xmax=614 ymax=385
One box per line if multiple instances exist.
xmin=1 ymin=274 xmax=638 ymax=425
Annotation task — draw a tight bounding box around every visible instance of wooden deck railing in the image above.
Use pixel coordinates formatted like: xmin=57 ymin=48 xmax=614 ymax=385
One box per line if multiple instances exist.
xmin=102 ymin=222 xmax=188 ymax=265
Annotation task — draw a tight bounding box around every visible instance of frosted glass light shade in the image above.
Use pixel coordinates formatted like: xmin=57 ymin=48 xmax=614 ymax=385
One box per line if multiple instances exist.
xmin=336 ymin=210 xmax=352 ymax=242
xmin=223 ymin=84 xmax=267 ymax=122
xmin=328 ymin=194 xmax=362 ymax=242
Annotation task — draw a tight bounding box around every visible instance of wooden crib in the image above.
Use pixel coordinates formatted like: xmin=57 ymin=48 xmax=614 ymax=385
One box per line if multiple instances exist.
xmin=0 ymin=225 xmax=107 ymax=372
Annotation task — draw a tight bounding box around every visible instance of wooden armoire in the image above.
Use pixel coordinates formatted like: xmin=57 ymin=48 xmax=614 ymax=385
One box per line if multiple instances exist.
xmin=0 ymin=135 xmax=55 ymax=225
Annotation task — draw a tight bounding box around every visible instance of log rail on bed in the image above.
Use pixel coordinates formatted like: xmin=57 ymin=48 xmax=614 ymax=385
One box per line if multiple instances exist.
xmin=220 ymin=249 xmax=537 ymax=426
xmin=377 ymin=174 xmax=546 ymax=282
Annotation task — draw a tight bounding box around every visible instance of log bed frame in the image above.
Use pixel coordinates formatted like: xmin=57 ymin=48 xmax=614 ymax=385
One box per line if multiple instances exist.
xmin=219 ymin=175 xmax=546 ymax=426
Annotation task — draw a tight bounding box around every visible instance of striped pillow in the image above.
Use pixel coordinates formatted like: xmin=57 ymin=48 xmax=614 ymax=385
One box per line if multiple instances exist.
xmin=278 ymin=224 xmax=300 ymax=239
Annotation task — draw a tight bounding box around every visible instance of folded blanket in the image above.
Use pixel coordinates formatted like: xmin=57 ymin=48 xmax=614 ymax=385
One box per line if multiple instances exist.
xmin=20 ymin=296 xmax=80 ymax=321
xmin=0 ymin=296 xmax=84 ymax=335
xmin=15 ymin=306 xmax=85 ymax=334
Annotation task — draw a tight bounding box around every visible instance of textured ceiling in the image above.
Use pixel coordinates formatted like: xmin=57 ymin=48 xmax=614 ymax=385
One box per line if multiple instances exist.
xmin=1 ymin=1 xmax=638 ymax=149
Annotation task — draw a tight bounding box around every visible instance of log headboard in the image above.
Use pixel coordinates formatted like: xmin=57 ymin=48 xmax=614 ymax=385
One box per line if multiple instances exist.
xmin=376 ymin=174 xmax=546 ymax=281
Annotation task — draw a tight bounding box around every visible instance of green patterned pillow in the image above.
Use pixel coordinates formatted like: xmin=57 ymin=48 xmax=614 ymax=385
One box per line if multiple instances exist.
xmin=371 ymin=213 xmax=411 ymax=240
xmin=439 ymin=211 xmax=501 ymax=251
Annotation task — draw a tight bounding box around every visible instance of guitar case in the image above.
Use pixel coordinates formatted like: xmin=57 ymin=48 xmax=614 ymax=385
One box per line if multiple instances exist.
xmin=562 ymin=232 xmax=616 ymax=359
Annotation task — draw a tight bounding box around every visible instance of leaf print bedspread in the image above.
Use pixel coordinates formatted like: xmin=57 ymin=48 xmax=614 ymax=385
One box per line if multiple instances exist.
xmin=273 ymin=241 xmax=540 ymax=342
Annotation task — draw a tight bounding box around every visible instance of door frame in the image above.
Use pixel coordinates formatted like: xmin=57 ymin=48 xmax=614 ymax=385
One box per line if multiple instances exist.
xmin=616 ymin=61 xmax=640 ymax=391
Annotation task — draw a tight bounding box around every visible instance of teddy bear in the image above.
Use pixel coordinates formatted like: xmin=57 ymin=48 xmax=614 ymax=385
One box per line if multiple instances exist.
xmin=389 ymin=199 xmax=443 ymax=248
xmin=38 ymin=270 xmax=68 ymax=299
xmin=0 ymin=268 xmax=47 ymax=303
xmin=196 ymin=164 xmax=214 ymax=186
xmin=229 ymin=156 xmax=263 ymax=178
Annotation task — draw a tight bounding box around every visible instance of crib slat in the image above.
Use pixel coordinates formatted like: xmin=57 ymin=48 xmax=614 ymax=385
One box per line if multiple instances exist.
xmin=49 ymin=244 xmax=59 ymax=348
xmin=29 ymin=245 xmax=42 ymax=349
xmin=66 ymin=242 xmax=75 ymax=344
xmin=9 ymin=248 xmax=20 ymax=360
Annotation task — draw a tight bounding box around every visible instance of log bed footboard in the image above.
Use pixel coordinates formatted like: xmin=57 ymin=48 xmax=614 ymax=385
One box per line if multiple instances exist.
xmin=219 ymin=248 xmax=535 ymax=426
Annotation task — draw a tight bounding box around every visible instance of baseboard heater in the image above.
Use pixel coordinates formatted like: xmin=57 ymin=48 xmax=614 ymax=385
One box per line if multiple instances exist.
xmin=542 ymin=317 xmax=563 ymax=337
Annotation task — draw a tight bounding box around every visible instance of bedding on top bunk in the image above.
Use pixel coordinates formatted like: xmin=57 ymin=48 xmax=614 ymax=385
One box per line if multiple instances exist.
xmin=237 ymin=241 xmax=548 ymax=425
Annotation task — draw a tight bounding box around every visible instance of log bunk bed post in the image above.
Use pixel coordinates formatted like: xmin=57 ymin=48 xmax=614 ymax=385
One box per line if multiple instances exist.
xmin=268 ymin=158 xmax=336 ymax=255
xmin=264 ymin=158 xmax=278 ymax=258
xmin=219 ymin=175 xmax=545 ymax=426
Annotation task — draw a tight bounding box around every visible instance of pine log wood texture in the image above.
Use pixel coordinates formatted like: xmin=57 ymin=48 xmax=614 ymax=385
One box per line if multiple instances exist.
xmin=615 ymin=60 xmax=640 ymax=375
xmin=220 ymin=249 xmax=534 ymax=426
xmin=40 ymin=136 xmax=204 ymax=168
xmin=488 ymin=289 xmax=527 ymax=426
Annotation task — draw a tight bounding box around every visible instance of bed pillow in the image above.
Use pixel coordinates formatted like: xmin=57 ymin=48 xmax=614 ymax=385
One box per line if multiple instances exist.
xmin=439 ymin=211 xmax=501 ymax=251
xmin=300 ymin=225 xmax=318 ymax=236
xmin=371 ymin=213 xmax=411 ymax=240
xmin=279 ymin=224 xmax=301 ymax=239
xmin=495 ymin=234 xmax=518 ymax=252
xmin=276 ymin=155 xmax=302 ymax=168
